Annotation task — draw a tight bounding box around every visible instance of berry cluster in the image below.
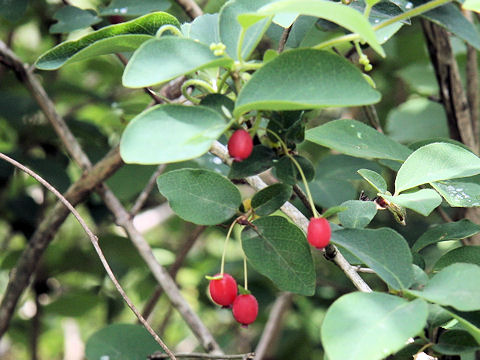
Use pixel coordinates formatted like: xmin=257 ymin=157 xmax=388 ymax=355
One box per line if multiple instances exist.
xmin=208 ymin=273 xmax=258 ymax=326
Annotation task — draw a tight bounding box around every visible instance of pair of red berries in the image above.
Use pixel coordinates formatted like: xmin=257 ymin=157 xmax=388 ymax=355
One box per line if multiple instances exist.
xmin=228 ymin=129 xmax=253 ymax=161
xmin=307 ymin=217 xmax=331 ymax=249
xmin=208 ymin=274 xmax=258 ymax=326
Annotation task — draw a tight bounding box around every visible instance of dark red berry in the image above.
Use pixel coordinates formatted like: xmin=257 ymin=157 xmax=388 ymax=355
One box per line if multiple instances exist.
xmin=232 ymin=294 xmax=258 ymax=326
xmin=109 ymin=15 xmax=125 ymax=24
xmin=228 ymin=129 xmax=253 ymax=161
xmin=307 ymin=217 xmax=331 ymax=249
xmin=209 ymin=273 xmax=238 ymax=306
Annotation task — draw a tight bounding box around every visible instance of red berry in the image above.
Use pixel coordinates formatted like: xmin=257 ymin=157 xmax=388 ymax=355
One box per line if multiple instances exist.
xmin=228 ymin=129 xmax=253 ymax=161
xmin=307 ymin=217 xmax=331 ymax=249
xmin=232 ymin=294 xmax=258 ymax=326
xmin=209 ymin=273 xmax=238 ymax=306
xmin=109 ymin=15 xmax=125 ymax=24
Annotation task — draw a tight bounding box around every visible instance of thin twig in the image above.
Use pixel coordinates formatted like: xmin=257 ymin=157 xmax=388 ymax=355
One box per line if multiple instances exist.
xmin=130 ymin=164 xmax=166 ymax=216
xmin=292 ymin=184 xmax=316 ymax=217
xmin=353 ymin=266 xmax=376 ymax=274
xmin=362 ymin=105 xmax=384 ymax=133
xmin=0 ymin=147 xmax=123 ymax=338
xmin=254 ymin=293 xmax=293 ymax=360
xmin=149 ymin=352 xmax=255 ymax=359
xmin=277 ymin=25 xmax=293 ymax=53
xmin=141 ymin=225 xmax=206 ymax=320
xmin=97 ymin=185 xmax=223 ymax=354
xmin=0 ymin=153 xmax=176 ymax=359
xmin=209 ymin=141 xmax=373 ymax=293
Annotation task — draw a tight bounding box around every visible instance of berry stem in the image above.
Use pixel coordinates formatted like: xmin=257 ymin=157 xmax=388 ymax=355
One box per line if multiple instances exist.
xmin=243 ymin=254 xmax=248 ymax=291
xmin=220 ymin=220 xmax=237 ymax=275
xmin=263 ymin=127 xmax=320 ymax=218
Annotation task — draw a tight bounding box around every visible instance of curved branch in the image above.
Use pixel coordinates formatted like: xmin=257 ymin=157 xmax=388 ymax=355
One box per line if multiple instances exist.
xmin=0 ymin=153 xmax=176 ymax=360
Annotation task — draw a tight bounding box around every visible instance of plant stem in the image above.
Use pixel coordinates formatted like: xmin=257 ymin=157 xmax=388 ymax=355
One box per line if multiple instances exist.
xmin=262 ymin=127 xmax=319 ymax=218
xmin=156 ymin=24 xmax=183 ymax=38
xmin=220 ymin=221 xmax=237 ymax=275
xmin=237 ymin=27 xmax=247 ymax=64
xmin=243 ymin=254 xmax=248 ymax=290
xmin=181 ymin=79 xmax=216 ymax=104
xmin=314 ymin=0 xmax=452 ymax=51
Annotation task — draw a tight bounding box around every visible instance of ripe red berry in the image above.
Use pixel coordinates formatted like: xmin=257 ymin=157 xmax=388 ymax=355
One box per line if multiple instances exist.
xmin=228 ymin=129 xmax=253 ymax=161
xmin=232 ymin=294 xmax=258 ymax=326
xmin=209 ymin=273 xmax=238 ymax=306
xmin=307 ymin=217 xmax=331 ymax=249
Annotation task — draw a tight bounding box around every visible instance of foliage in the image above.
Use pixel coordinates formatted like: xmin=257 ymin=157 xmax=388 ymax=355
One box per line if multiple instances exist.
xmin=1 ymin=0 xmax=480 ymax=359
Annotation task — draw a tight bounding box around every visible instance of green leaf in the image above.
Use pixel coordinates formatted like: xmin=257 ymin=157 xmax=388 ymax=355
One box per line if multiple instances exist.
xmin=381 ymin=189 xmax=442 ymax=216
xmin=395 ymin=143 xmax=480 ymax=194
xmin=241 ymin=216 xmax=316 ymax=295
xmin=310 ymin=179 xmax=357 ymax=208
xmin=412 ymin=219 xmax=480 ymax=252
xmin=433 ymin=330 xmax=480 ymax=355
xmin=357 ymin=168 xmax=387 ymax=193
xmin=122 ymin=37 xmax=233 ymax=88
xmin=273 ymin=155 xmax=315 ymax=185
xmin=0 ymin=0 xmax=27 ymax=23
xmin=157 ymin=168 xmax=241 ymax=225
xmin=49 ymin=6 xmax=101 ymax=34
xmin=386 ymin=98 xmax=449 ymax=144
xmin=306 ymin=119 xmax=412 ymax=161
xmin=183 ymin=13 xmax=220 ymax=44
xmin=332 ymin=228 xmax=414 ymax=290
xmin=321 ymin=293 xmax=428 ymax=360
xmin=317 ymin=155 xmax=382 ymax=181
xmin=235 ymin=50 xmax=380 ymax=117
xmin=85 ymin=324 xmax=162 ymax=360
xmin=446 ymin=309 xmax=480 ymax=344
xmin=100 ymin=0 xmax=170 ymax=16
xmin=256 ymin=0 xmax=385 ymax=57
xmin=433 ymin=246 xmax=480 ymax=272
xmin=267 ymin=111 xmax=305 ymax=144
xmin=219 ymin=0 xmax=273 ymax=60
xmin=36 ymin=12 xmax=180 ymax=70
xmin=120 ymin=104 xmax=227 ymax=164
xmin=251 ymin=184 xmax=292 ymax=216
xmin=338 ymin=200 xmax=377 ymax=229
xmin=199 ymin=93 xmax=234 ymax=119
xmin=431 ymin=179 xmax=480 ymax=207
xmin=420 ymin=1 xmax=480 ymax=50
xmin=410 ymin=263 xmax=480 ymax=311
xmin=228 ymin=145 xmax=276 ymax=179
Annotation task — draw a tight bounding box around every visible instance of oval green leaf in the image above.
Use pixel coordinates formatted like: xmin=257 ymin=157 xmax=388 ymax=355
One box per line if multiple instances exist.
xmin=49 ymin=6 xmax=101 ymax=34
xmin=228 ymin=145 xmax=276 ymax=179
xmin=357 ymin=168 xmax=388 ymax=193
xmin=156 ymin=168 xmax=241 ymax=225
xmin=274 ymin=155 xmax=315 ymax=185
xmin=234 ymin=50 xmax=381 ymax=117
xmin=100 ymin=0 xmax=171 ymax=16
xmin=85 ymin=324 xmax=162 ymax=360
xmin=251 ymin=183 xmax=292 ymax=216
xmin=36 ymin=12 xmax=180 ymax=70
xmin=410 ymin=263 xmax=480 ymax=311
xmin=321 ymin=292 xmax=428 ymax=360
xmin=412 ymin=219 xmax=480 ymax=252
xmin=338 ymin=200 xmax=377 ymax=229
xmin=120 ymin=104 xmax=227 ymax=165
xmin=123 ymin=37 xmax=233 ymax=88
xmin=332 ymin=228 xmax=414 ymax=290
xmin=395 ymin=143 xmax=480 ymax=194
xmin=445 ymin=309 xmax=480 ymax=344
xmin=433 ymin=330 xmax=480 ymax=355
xmin=431 ymin=179 xmax=480 ymax=207
xmin=256 ymin=0 xmax=385 ymax=57
xmin=219 ymin=0 xmax=273 ymax=60
xmin=306 ymin=119 xmax=412 ymax=161
xmin=381 ymin=189 xmax=442 ymax=216
xmin=241 ymin=216 xmax=316 ymax=295
xmin=433 ymin=246 xmax=480 ymax=272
